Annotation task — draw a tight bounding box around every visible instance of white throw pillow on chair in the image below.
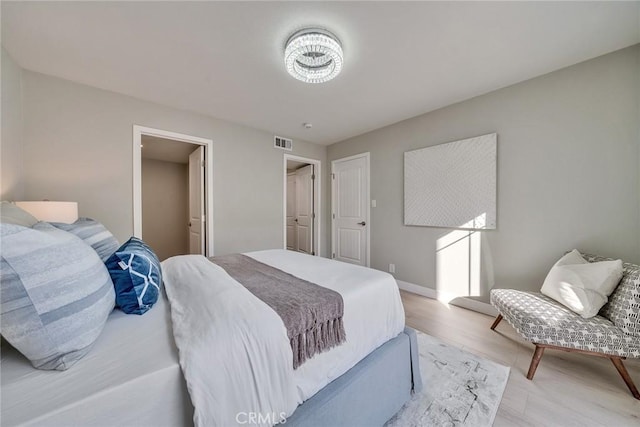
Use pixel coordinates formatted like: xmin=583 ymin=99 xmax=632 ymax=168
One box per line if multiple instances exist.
xmin=540 ymin=249 xmax=623 ymax=318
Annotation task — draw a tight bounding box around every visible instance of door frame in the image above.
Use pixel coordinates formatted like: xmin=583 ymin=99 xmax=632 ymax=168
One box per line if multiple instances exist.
xmin=133 ymin=125 xmax=214 ymax=256
xmin=283 ymin=154 xmax=321 ymax=256
xmin=331 ymin=152 xmax=371 ymax=267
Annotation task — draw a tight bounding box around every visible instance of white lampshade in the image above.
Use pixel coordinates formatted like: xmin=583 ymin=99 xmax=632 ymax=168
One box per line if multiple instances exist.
xmin=15 ymin=201 xmax=79 ymax=224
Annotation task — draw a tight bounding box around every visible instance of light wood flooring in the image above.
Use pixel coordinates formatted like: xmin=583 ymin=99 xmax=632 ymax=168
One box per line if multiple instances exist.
xmin=401 ymin=291 xmax=640 ymax=427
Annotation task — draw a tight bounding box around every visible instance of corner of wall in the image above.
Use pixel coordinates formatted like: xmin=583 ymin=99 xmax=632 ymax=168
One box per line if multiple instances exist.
xmin=1 ymin=47 xmax=25 ymax=200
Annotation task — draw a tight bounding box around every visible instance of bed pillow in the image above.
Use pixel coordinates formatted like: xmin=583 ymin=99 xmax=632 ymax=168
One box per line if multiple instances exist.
xmin=50 ymin=217 xmax=119 ymax=262
xmin=106 ymin=237 xmax=162 ymax=315
xmin=0 ymin=222 xmax=115 ymax=370
xmin=541 ymin=249 xmax=623 ymax=318
xmin=0 ymin=201 xmax=38 ymax=227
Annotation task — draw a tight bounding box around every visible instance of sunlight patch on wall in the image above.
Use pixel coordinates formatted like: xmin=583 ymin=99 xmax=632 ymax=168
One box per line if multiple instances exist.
xmin=435 ymin=214 xmax=484 ymax=300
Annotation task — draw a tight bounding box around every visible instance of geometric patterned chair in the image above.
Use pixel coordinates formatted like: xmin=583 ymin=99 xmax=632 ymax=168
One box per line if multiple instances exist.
xmin=490 ymin=254 xmax=640 ymax=400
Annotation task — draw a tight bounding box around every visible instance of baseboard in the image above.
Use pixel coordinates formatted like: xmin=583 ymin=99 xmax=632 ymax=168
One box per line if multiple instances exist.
xmin=396 ymin=280 xmax=438 ymax=299
xmin=396 ymin=280 xmax=498 ymax=317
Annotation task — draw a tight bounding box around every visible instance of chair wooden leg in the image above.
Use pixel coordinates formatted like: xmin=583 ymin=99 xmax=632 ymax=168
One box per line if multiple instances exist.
xmin=527 ymin=345 xmax=545 ymax=380
xmin=610 ymin=357 xmax=640 ymax=400
xmin=490 ymin=314 xmax=503 ymax=330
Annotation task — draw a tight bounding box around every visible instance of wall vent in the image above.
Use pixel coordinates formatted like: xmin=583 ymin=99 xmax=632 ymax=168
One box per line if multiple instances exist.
xmin=274 ymin=136 xmax=293 ymax=151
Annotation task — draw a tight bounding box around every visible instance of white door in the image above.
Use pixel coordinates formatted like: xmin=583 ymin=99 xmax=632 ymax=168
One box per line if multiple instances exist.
xmin=286 ymin=172 xmax=297 ymax=250
xmin=295 ymin=165 xmax=314 ymax=255
xmin=332 ymin=154 xmax=369 ymax=266
xmin=188 ymin=146 xmax=205 ymax=255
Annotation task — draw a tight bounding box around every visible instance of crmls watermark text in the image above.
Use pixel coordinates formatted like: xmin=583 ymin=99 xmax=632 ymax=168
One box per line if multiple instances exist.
xmin=235 ymin=412 xmax=287 ymax=425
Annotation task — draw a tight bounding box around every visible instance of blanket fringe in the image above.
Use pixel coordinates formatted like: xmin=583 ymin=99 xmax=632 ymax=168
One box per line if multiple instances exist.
xmin=290 ymin=318 xmax=346 ymax=369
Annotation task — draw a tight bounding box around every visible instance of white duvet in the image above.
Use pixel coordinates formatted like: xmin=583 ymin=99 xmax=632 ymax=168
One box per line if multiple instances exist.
xmin=161 ymin=249 xmax=405 ymax=427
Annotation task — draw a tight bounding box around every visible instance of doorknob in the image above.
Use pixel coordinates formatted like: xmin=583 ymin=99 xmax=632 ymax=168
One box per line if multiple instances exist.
xmin=294 ymin=218 xmax=298 ymax=222
xmin=188 ymin=222 xmax=192 ymax=227
xmin=357 ymin=221 xmax=366 ymax=226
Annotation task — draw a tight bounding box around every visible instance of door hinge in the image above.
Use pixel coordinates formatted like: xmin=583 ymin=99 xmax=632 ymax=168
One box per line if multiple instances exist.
xmin=312 ymin=213 xmax=316 ymax=219
xmin=311 ymin=174 xmax=315 ymax=180
xmin=332 ymin=253 xmax=336 ymax=259
xmin=332 ymin=213 xmax=335 ymax=219
xmin=331 ymin=173 xmax=335 ymax=179
xmin=201 ymin=160 xmax=206 ymax=167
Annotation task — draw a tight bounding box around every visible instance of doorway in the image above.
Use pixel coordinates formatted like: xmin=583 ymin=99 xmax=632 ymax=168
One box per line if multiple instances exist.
xmin=331 ymin=152 xmax=370 ymax=266
xmin=133 ymin=126 xmax=214 ymax=257
xmin=140 ymin=136 xmax=199 ymax=259
xmin=283 ymin=154 xmax=321 ymax=256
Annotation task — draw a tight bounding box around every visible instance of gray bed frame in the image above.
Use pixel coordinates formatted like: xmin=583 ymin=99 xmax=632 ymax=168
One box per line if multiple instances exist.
xmin=286 ymin=327 xmax=422 ymax=426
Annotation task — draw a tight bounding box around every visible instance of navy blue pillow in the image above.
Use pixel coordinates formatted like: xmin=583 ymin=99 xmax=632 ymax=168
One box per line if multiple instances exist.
xmin=105 ymin=237 xmax=162 ymax=315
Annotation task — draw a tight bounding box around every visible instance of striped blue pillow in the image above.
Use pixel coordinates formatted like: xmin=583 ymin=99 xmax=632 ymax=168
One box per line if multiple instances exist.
xmin=106 ymin=237 xmax=162 ymax=315
xmin=0 ymin=222 xmax=115 ymax=370
xmin=50 ymin=217 xmax=119 ymax=262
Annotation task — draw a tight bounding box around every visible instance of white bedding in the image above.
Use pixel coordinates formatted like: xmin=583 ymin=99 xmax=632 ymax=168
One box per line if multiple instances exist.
xmin=0 ymin=293 xmax=193 ymax=427
xmin=1 ymin=250 xmax=405 ymax=427
xmin=161 ymin=249 xmax=405 ymax=427
xmin=247 ymin=250 xmax=406 ymax=400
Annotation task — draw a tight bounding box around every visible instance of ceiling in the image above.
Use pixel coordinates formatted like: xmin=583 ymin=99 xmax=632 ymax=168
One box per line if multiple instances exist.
xmin=141 ymin=135 xmax=199 ymax=164
xmin=287 ymin=159 xmax=311 ymax=171
xmin=2 ymin=1 xmax=639 ymax=145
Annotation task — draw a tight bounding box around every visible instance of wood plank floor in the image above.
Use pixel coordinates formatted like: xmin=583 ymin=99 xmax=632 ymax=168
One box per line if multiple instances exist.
xmin=401 ymin=291 xmax=640 ymax=426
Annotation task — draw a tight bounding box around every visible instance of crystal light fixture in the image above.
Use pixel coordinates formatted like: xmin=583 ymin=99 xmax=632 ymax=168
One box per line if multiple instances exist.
xmin=284 ymin=28 xmax=343 ymax=84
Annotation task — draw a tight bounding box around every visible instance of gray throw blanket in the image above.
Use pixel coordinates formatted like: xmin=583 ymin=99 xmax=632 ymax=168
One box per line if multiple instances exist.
xmin=210 ymin=254 xmax=346 ymax=369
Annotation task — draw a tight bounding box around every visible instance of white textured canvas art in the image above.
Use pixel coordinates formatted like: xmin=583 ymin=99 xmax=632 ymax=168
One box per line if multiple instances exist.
xmin=404 ymin=133 xmax=497 ymax=229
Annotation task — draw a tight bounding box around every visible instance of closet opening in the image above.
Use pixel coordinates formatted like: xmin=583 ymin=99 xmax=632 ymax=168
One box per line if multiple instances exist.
xmin=133 ymin=125 xmax=214 ymax=258
xmin=283 ymin=154 xmax=321 ymax=256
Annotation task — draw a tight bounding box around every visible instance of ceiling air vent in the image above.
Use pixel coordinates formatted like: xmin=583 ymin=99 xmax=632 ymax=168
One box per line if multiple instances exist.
xmin=274 ymin=135 xmax=293 ymax=151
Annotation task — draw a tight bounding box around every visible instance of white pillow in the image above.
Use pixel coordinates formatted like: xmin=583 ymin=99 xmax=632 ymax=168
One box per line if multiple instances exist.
xmin=540 ymin=249 xmax=623 ymax=318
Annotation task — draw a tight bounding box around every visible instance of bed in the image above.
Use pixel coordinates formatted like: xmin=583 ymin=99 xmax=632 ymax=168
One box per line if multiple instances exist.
xmin=1 ymin=248 xmax=421 ymax=426
xmin=1 ymin=293 xmax=193 ymax=426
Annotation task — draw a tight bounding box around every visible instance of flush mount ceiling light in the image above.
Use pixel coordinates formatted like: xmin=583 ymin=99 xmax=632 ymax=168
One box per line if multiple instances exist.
xmin=284 ymin=28 xmax=343 ymax=84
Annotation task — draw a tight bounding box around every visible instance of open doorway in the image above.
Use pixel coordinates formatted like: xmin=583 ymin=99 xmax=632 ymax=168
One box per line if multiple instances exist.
xmin=141 ymin=136 xmax=201 ymax=260
xmin=133 ymin=126 xmax=214 ymax=258
xmin=284 ymin=154 xmax=321 ymax=256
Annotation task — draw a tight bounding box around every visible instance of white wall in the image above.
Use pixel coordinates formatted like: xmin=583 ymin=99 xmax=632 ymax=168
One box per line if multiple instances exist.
xmin=328 ymin=45 xmax=640 ymax=300
xmin=20 ymin=71 xmax=329 ymax=256
xmin=1 ymin=48 xmax=24 ymax=200
xmin=141 ymin=158 xmax=189 ymax=261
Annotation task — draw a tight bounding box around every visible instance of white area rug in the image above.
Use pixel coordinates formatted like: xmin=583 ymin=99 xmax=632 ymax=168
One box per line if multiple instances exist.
xmin=386 ymin=331 xmax=509 ymax=427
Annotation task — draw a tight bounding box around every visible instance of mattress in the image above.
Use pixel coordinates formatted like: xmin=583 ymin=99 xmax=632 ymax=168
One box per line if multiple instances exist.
xmin=0 ymin=293 xmax=193 ymax=427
